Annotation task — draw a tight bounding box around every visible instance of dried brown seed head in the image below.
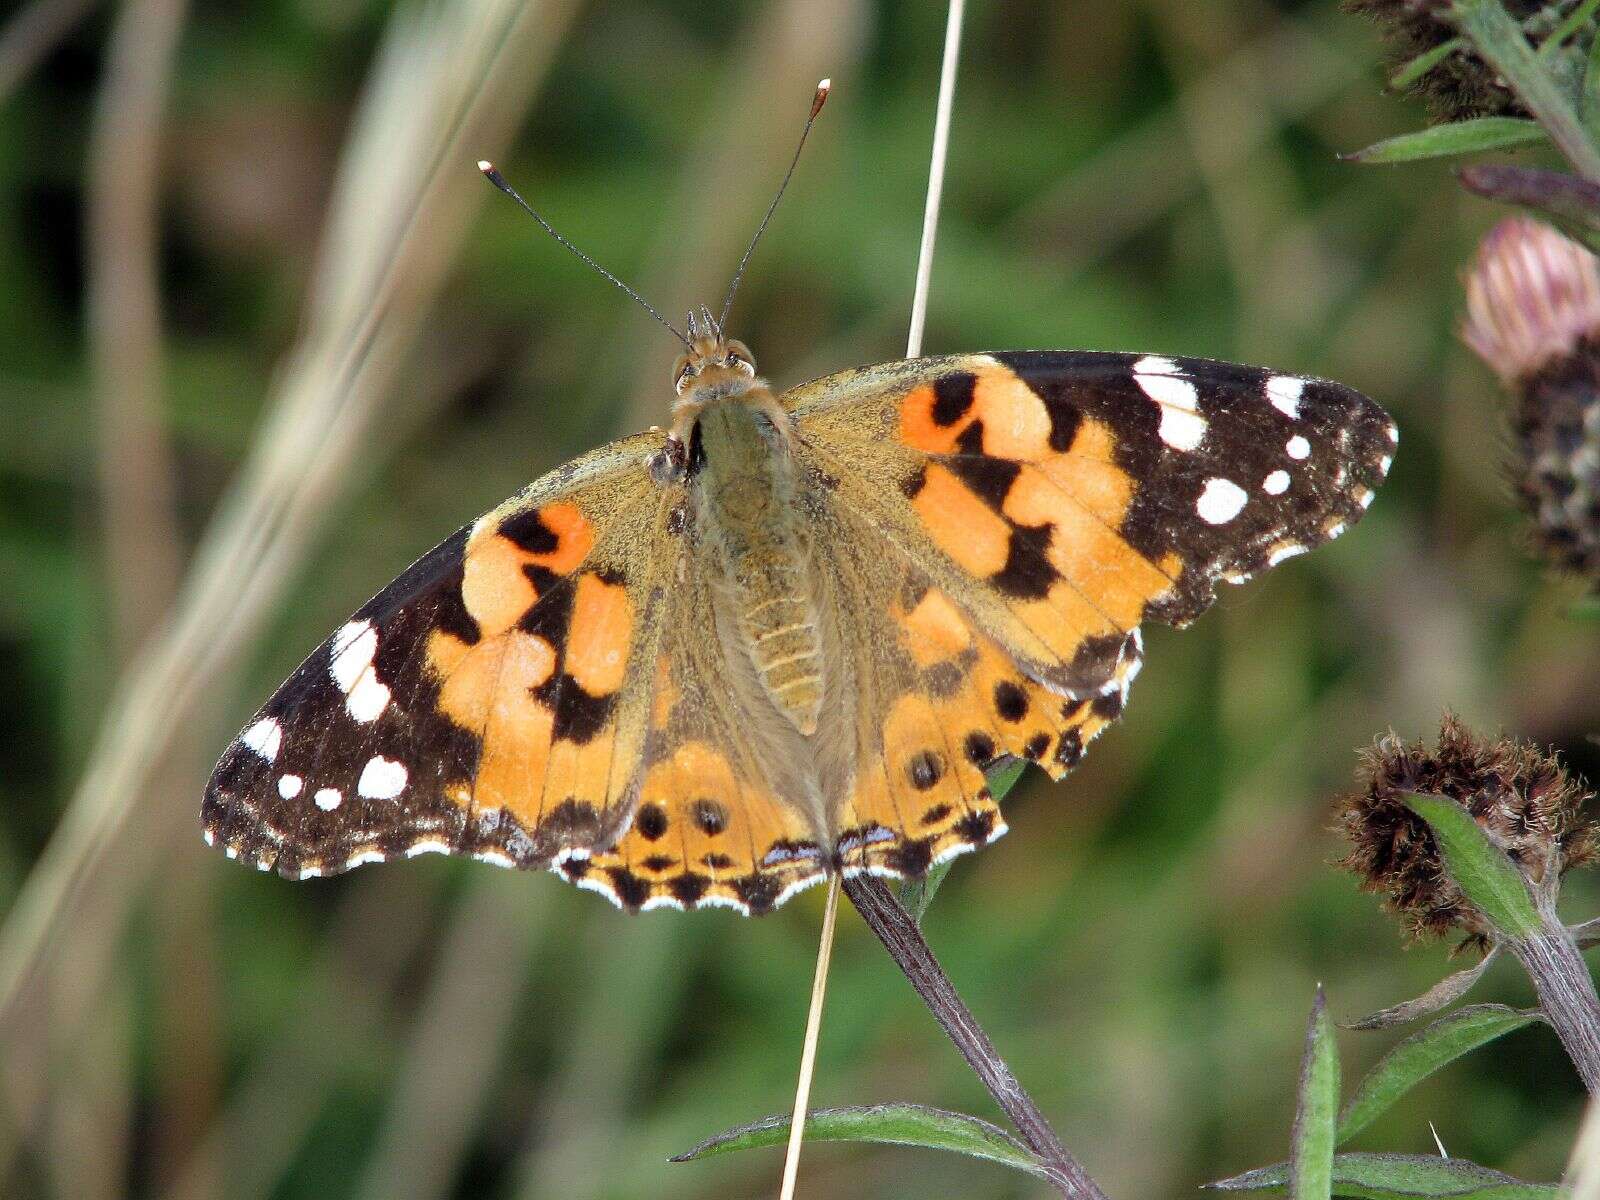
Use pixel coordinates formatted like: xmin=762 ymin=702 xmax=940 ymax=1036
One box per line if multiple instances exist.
xmin=1337 ymin=715 xmax=1596 ymax=943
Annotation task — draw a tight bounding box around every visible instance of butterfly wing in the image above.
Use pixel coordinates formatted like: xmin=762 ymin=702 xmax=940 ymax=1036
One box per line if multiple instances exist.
xmin=575 ymin=561 xmax=828 ymax=914
xmin=203 ymin=432 xmax=676 ymax=879
xmin=786 ymin=350 xmax=1396 ymax=876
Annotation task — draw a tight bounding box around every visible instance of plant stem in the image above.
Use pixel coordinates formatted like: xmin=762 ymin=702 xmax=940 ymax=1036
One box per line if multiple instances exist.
xmin=1452 ymin=0 xmax=1600 ymax=182
xmin=1509 ymin=923 xmax=1600 ymax=1094
xmin=842 ymin=874 xmax=1109 ymax=1200
xmin=779 ymin=876 xmax=840 ymax=1200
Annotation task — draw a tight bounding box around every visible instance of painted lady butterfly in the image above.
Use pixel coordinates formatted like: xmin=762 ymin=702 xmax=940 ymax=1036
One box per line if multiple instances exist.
xmin=203 ymin=104 xmax=1397 ymax=915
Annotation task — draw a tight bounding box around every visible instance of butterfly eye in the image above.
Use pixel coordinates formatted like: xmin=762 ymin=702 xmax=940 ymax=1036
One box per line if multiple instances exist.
xmin=724 ymin=351 xmax=753 ymax=375
xmin=674 ymin=364 xmax=698 ymax=394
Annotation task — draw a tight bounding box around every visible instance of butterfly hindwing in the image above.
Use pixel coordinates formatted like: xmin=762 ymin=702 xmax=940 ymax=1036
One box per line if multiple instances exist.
xmin=203 ymin=433 xmax=671 ymax=878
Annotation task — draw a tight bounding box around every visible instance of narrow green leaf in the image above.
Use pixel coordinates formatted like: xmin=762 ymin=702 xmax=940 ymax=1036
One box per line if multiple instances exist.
xmin=1344 ymin=119 xmax=1548 ymax=164
xmin=1585 ymin=13 xmax=1600 ymax=144
xmin=897 ymin=861 xmax=953 ymax=926
xmin=1207 ymin=1152 xmax=1558 ymax=1198
xmin=1291 ymin=987 xmax=1340 ymax=1200
xmin=1390 ymin=39 xmax=1465 ymax=91
xmin=897 ymin=759 xmax=1024 ymax=923
xmin=1336 ymin=1005 xmax=1542 ymax=1144
xmin=1341 ymin=948 xmax=1500 ymax=1032
xmin=1405 ymin=794 xmax=1542 ymax=940
xmin=1538 ymin=0 xmax=1600 ymax=60
xmin=987 ymin=757 xmax=1027 ymax=801
xmin=670 ymin=1103 xmax=1047 ymax=1179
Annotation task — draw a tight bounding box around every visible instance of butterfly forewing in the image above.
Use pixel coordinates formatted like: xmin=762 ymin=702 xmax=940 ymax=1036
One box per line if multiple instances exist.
xmin=203 ymin=433 xmax=671 ymax=879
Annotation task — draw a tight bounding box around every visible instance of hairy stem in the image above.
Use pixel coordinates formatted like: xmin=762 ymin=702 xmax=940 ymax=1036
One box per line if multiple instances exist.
xmin=1511 ymin=923 xmax=1600 ymax=1094
xmin=842 ymin=874 xmax=1108 ymax=1200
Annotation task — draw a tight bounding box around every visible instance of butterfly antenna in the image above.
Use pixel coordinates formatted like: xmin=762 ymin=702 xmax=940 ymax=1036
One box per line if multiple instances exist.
xmin=717 ymin=78 xmax=831 ymax=333
xmin=478 ymin=161 xmax=691 ymax=349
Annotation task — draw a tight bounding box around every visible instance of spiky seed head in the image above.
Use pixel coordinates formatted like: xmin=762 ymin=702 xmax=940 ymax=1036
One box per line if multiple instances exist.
xmin=1336 ymin=715 xmax=1596 ymax=945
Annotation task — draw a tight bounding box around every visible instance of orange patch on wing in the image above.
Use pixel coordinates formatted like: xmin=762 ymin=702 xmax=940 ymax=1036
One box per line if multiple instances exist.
xmin=900 ymin=588 xmax=972 ymax=667
xmin=461 ymin=503 xmax=597 ymax=637
xmin=434 ymin=630 xmax=558 ymax=823
xmin=899 ymin=383 xmax=961 ymax=455
xmin=461 ymin=533 xmax=538 ymax=636
xmin=564 ymin=573 xmax=632 ymax=696
xmin=531 ymin=502 xmax=595 ymax=574
xmin=969 ymin=371 xmax=1051 ymax=458
xmin=912 ymin=465 xmax=1011 ymax=576
xmin=1003 ymin=468 xmax=1172 ymax=629
xmin=899 ymin=367 xmax=1051 ymax=459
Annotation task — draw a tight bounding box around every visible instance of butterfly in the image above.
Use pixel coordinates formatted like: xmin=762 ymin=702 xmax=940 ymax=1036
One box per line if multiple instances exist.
xmin=203 ymin=92 xmax=1397 ymax=915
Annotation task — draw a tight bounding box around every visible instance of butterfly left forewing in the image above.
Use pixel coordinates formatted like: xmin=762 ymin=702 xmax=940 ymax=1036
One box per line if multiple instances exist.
xmin=204 ymin=432 xmax=674 ymax=878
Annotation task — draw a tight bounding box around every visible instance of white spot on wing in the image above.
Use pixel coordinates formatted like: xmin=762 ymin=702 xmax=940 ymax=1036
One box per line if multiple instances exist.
xmin=277 ymin=773 xmax=303 ymax=799
xmin=1196 ymin=477 xmax=1248 ymax=525
xmin=1267 ymin=375 xmax=1304 ymax=419
xmin=357 ymin=755 xmax=408 ymax=800
xmin=1135 ymin=371 xmax=1199 ymax=410
xmin=314 ymin=787 xmax=343 ymax=811
xmin=1286 ymin=434 xmax=1311 ymax=460
xmin=1159 ymin=407 xmax=1207 ymax=451
xmin=330 ymin=620 xmax=392 ymax=723
xmin=345 ymin=671 xmax=391 ymax=723
xmin=404 ymin=839 xmax=450 ymax=858
xmin=1378 ymin=454 xmax=1393 ymax=475
xmin=241 ymin=717 xmax=282 ymax=763
xmin=1268 ymin=544 xmax=1308 ymax=566
xmin=1263 ymin=469 xmax=1290 ymax=495
xmin=1132 ymin=355 xmax=1181 ymax=376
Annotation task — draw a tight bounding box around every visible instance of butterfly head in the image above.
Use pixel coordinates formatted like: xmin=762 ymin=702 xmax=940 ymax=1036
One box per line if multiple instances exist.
xmin=672 ymin=306 xmax=757 ymax=399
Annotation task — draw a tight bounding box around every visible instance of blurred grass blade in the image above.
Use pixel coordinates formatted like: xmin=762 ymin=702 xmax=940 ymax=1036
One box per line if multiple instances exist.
xmin=1343 ymin=118 xmax=1547 ymax=164
xmin=1538 ymin=0 xmax=1600 ymax=59
xmin=1292 ymin=987 xmax=1339 ymax=1200
xmin=1342 ymin=949 xmax=1501 ymax=1032
xmin=1336 ymin=1005 xmax=1542 ymax=1145
xmin=1569 ymin=595 xmax=1600 ymax=621
xmin=1389 ymin=38 xmax=1462 ymax=91
xmin=897 ymin=760 xmax=1025 ymax=923
xmin=1207 ymin=1153 xmax=1559 ymax=1197
xmin=670 ymin=1103 xmax=1048 ymax=1179
xmin=1405 ymin=795 xmax=1541 ymax=940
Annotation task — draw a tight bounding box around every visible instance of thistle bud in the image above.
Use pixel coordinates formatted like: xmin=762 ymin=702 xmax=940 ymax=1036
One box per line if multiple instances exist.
xmin=1336 ymin=715 xmax=1596 ymax=943
xmin=1344 ymin=0 xmax=1583 ymax=121
xmin=1461 ymin=217 xmax=1600 ymax=586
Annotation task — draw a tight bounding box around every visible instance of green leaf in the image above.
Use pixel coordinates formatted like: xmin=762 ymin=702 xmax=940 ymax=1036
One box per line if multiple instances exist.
xmin=1336 ymin=1005 xmax=1542 ymax=1144
xmin=1389 ymin=39 xmax=1465 ymax=91
xmin=987 ymin=757 xmax=1027 ymax=801
xmin=670 ymin=1103 xmax=1047 ymax=1178
xmin=1341 ymin=949 xmax=1500 ymax=1032
xmin=1291 ymin=987 xmax=1340 ymax=1200
xmin=896 ymin=758 xmax=1025 ymax=923
xmin=897 ymin=861 xmax=954 ymax=926
xmin=1343 ymin=119 xmax=1549 ymax=164
xmin=1405 ymin=794 xmax=1542 ymax=940
xmin=1207 ymin=1153 xmax=1559 ymax=1198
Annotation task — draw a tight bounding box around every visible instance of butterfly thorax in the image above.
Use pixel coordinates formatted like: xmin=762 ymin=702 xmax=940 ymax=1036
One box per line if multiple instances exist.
xmin=683 ymin=383 xmax=826 ymax=739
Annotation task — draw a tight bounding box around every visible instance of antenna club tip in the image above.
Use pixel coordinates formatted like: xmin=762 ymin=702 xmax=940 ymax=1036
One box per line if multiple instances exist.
xmin=811 ymin=79 xmax=830 ymax=117
xmin=477 ymin=160 xmax=495 ymax=174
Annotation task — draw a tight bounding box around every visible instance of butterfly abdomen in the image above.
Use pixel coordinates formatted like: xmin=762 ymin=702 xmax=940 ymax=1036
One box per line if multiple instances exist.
xmin=690 ymin=397 xmax=826 ymax=736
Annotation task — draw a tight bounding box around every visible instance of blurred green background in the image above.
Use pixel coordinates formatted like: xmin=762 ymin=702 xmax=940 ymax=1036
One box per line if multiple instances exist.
xmin=3 ymin=0 xmax=1599 ymax=1196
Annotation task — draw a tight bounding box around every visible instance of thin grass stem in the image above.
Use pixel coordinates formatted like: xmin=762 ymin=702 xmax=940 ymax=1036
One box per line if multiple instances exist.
xmin=779 ymin=876 xmax=840 ymax=1200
